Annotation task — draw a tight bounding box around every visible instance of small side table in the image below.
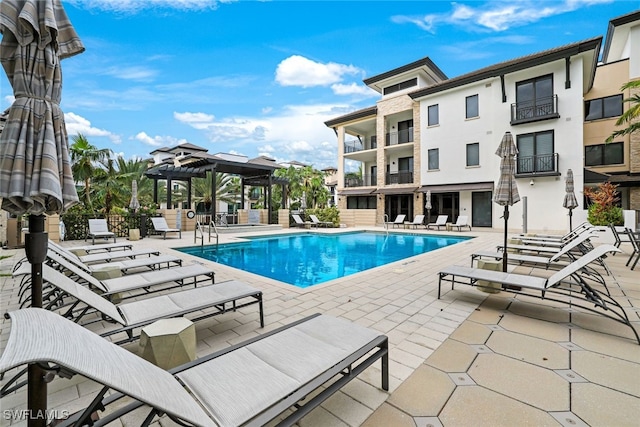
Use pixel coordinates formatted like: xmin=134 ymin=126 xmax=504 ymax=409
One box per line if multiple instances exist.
xmin=477 ymin=259 xmax=502 ymax=294
xmin=446 ymin=223 xmax=453 ymax=232
xmin=139 ymin=318 xmax=196 ymax=370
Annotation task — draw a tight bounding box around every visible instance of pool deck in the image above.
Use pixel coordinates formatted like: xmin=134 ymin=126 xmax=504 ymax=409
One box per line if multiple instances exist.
xmin=1 ymin=226 xmax=638 ymax=426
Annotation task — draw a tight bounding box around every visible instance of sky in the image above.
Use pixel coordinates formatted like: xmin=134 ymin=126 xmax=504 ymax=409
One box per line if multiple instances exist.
xmin=1 ymin=0 xmax=640 ymax=170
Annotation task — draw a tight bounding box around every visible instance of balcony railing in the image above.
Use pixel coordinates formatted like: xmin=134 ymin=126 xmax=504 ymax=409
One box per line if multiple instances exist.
xmin=510 ymin=95 xmax=559 ymax=125
xmin=516 ymin=153 xmax=559 ymax=176
xmin=385 ymin=171 xmax=413 ymax=185
xmin=344 ymin=174 xmax=376 ymax=187
xmin=385 ymin=127 xmax=414 ymax=146
xmin=344 ymin=136 xmax=377 ymax=153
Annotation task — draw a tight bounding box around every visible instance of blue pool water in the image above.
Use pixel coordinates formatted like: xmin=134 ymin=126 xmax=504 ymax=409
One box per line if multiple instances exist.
xmin=177 ymin=231 xmax=470 ymax=288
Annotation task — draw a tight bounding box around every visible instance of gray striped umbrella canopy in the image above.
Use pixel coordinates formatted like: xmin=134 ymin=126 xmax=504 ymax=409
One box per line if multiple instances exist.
xmin=563 ymin=169 xmax=578 ymax=210
xmin=425 ymin=190 xmax=432 ymax=210
xmin=493 ymin=131 xmax=520 ymax=272
xmin=563 ymin=168 xmax=579 ymax=231
xmin=493 ymin=131 xmax=520 ymax=207
xmin=0 ymin=0 xmax=84 ymax=216
xmin=129 ymin=180 xmax=140 ymax=212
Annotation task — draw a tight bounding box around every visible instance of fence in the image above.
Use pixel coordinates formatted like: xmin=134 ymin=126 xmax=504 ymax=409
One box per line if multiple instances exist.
xmin=59 ymin=213 xmax=161 ymax=241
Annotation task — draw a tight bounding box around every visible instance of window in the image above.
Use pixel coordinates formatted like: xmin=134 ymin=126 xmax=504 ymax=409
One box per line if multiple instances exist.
xmin=584 ymin=95 xmax=623 ymax=121
xmin=383 ymin=78 xmax=417 ymax=95
xmin=428 ymin=104 xmax=439 ymax=126
xmin=428 ymin=148 xmax=439 ymax=170
xmin=397 ymin=119 xmax=414 ymax=143
xmin=466 ymin=143 xmax=479 ymax=166
xmin=585 ymin=142 xmax=624 ymax=166
xmin=346 ymin=196 xmax=376 ymax=209
xmin=514 ymin=74 xmax=555 ymax=121
xmin=516 ymin=131 xmax=555 ymax=174
xmin=466 ymin=95 xmax=479 ymax=119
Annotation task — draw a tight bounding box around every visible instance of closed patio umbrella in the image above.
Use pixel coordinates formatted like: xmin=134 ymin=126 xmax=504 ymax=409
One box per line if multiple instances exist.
xmin=129 ymin=179 xmax=140 ymax=212
xmin=493 ymin=131 xmax=520 ymax=272
xmin=0 ymin=1 xmax=84 ymax=425
xmin=425 ymin=190 xmax=432 ymax=224
xmin=563 ymin=169 xmax=579 ymax=231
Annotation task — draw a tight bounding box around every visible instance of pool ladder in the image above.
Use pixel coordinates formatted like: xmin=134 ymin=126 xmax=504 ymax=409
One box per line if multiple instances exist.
xmin=194 ymin=220 xmax=219 ymax=248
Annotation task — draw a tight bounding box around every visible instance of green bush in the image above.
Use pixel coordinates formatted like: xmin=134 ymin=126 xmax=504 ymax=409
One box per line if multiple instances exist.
xmin=307 ymin=206 xmax=340 ymax=227
xmin=587 ymin=203 xmax=623 ymax=226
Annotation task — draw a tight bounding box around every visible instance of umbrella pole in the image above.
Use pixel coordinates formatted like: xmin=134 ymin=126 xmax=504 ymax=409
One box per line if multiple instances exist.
xmin=503 ymin=206 xmax=509 ymax=272
xmin=25 ymin=214 xmax=48 ymax=427
xmin=569 ymin=209 xmax=573 ymax=232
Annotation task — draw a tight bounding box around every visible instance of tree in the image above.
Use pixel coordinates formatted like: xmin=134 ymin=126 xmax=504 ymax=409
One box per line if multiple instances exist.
xmin=192 ymin=172 xmax=241 ymax=212
xmin=69 ymin=134 xmax=112 ymax=210
xmin=606 ymin=80 xmax=640 ymax=142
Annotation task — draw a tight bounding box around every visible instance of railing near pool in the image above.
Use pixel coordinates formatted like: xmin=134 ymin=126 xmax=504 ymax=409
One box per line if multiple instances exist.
xmin=194 ymin=220 xmax=219 ymax=248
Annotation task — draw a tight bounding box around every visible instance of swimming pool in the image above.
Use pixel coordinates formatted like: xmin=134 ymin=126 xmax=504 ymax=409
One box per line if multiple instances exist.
xmin=177 ymin=231 xmax=470 ymax=288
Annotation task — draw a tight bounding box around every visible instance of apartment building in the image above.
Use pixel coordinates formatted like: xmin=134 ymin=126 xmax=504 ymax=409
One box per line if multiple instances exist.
xmin=584 ymin=11 xmax=640 ymax=211
xmin=326 ymin=37 xmax=603 ymax=232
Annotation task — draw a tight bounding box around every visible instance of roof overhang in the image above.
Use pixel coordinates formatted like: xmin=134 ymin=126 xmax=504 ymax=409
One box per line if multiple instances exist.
xmin=339 ymin=188 xmax=376 ymax=196
xmin=419 ymin=182 xmax=494 ymax=193
xmin=374 ymin=187 xmax=418 ymax=195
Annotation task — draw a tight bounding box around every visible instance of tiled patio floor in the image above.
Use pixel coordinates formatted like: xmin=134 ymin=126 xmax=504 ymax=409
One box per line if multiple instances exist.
xmin=1 ymin=227 xmax=638 ymax=426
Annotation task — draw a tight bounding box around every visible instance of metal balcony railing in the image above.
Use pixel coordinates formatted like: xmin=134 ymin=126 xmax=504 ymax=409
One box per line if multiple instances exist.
xmin=344 ymin=174 xmax=376 ymax=187
xmin=344 ymin=136 xmax=377 ymax=153
xmin=385 ymin=128 xmax=414 ymax=146
xmin=510 ymin=95 xmax=559 ymax=125
xmin=385 ymin=171 xmax=414 ymax=185
xmin=516 ymin=153 xmax=559 ymax=176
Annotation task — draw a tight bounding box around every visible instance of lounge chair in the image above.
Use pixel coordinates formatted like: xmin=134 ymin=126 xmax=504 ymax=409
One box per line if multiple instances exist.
xmin=292 ymin=214 xmax=312 ymax=228
xmin=64 ymin=241 xmax=133 ymax=254
xmin=85 ymin=219 xmax=116 ymax=244
xmin=385 ymin=214 xmax=406 ymax=228
xmin=625 ymin=228 xmax=640 ymax=270
xmin=38 ymin=265 xmax=259 ymax=343
xmin=0 ymin=309 xmax=388 ymax=426
xmin=452 ymin=215 xmax=471 ymax=231
xmin=48 ymin=240 xmax=160 ymax=264
xmin=408 ymin=214 xmax=425 ymax=229
xmin=516 ymin=222 xmax=592 ymax=241
xmin=438 ymin=245 xmax=639 ymax=344
xmin=426 ymin=215 xmax=448 ymax=230
xmin=309 ymin=214 xmax=332 ymax=228
xmin=151 ymin=217 xmax=182 ymax=239
xmin=609 ymin=223 xmax=632 ymax=251
xmin=498 ymin=230 xmax=595 ymax=256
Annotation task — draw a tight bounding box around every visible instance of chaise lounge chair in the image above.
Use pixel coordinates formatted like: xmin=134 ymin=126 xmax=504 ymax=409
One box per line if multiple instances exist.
xmin=385 ymin=214 xmax=406 ymax=228
xmin=48 ymin=240 xmax=161 ymax=264
xmin=426 ymin=215 xmax=448 ymax=230
xmin=0 ymin=308 xmax=388 ymax=426
xmin=515 ymin=221 xmax=592 ymax=242
xmin=151 ymin=217 xmax=182 ymax=239
xmin=437 ymin=245 xmax=639 ymax=344
xmin=63 ymin=241 xmax=133 ymax=254
xmin=408 ymin=214 xmax=425 ymax=229
xmin=292 ymin=214 xmax=312 ymax=228
xmin=85 ymin=219 xmax=116 ymax=244
xmin=625 ymin=227 xmax=640 ymax=270
xmin=38 ymin=265 xmax=259 ymax=343
xmin=309 ymin=214 xmax=332 ymax=228
xmin=452 ymin=215 xmax=471 ymax=231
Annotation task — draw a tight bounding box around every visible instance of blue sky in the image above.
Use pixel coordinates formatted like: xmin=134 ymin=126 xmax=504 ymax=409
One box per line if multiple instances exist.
xmin=2 ymin=0 xmax=639 ymax=170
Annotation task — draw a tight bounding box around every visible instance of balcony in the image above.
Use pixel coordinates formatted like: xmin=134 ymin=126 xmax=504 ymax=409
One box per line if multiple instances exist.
xmin=344 ymin=174 xmax=376 ymax=187
xmin=385 ymin=127 xmax=413 ymax=146
xmin=510 ymin=95 xmax=559 ymax=125
xmin=344 ymin=136 xmax=377 ymax=154
xmin=385 ymin=171 xmax=413 ymax=185
xmin=515 ymin=153 xmax=560 ymax=177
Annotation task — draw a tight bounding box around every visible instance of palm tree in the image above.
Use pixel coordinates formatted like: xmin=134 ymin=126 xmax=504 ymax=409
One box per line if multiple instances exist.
xmin=192 ymin=172 xmax=241 ymax=212
xmin=606 ymin=80 xmax=640 ymax=142
xmin=69 ymin=134 xmax=112 ymax=210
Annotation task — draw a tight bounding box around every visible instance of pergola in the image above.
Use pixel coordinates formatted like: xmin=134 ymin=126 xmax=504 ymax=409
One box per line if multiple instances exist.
xmin=144 ymin=152 xmax=289 ymax=224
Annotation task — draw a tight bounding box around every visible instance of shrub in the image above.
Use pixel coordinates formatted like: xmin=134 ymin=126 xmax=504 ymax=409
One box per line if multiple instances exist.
xmin=584 ymin=182 xmax=623 ymax=226
xmin=307 ymin=206 xmax=340 ymax=226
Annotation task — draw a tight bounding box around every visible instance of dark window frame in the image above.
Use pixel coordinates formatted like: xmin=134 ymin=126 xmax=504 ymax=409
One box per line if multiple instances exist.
xmin=516 ymin=130 xmax=556 ymax=174
xmin=428 ymin=148 xmax=439 ymax=170
xmin=584 ymin=142 xmax=624 ymax=166
xmin=346 ymin=195 xmax=377 ymax=209
xmin=465 ymin=94 xmax=479 ymax=119
xmin=428 ymin=104 xmax=439 ymax=126
xmin=466 ymin=143 xmax=480 ymax=166
xmin=383 ymin=78 xmax=418 ymax=95
xmin=584 ymin=94 xmax=623 ymax=121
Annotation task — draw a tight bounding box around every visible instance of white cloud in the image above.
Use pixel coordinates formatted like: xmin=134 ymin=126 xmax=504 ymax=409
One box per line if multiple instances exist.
xmin=331 ymin=82 xmax=378 ymax=97
xmin=275 ymin=55 xmax=362 ymax=88
xmin=392 ymin=0 xmax=614 ymax=33
xmin=65 ymin=112 xmax=121 ymax=143
xmin=103 ymin=65 xmax=158 ymax=82
xmin=173 ymin=112 xmax=216 ymax=130
xmin=133 ymin=131 xmax=189 ymax=147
